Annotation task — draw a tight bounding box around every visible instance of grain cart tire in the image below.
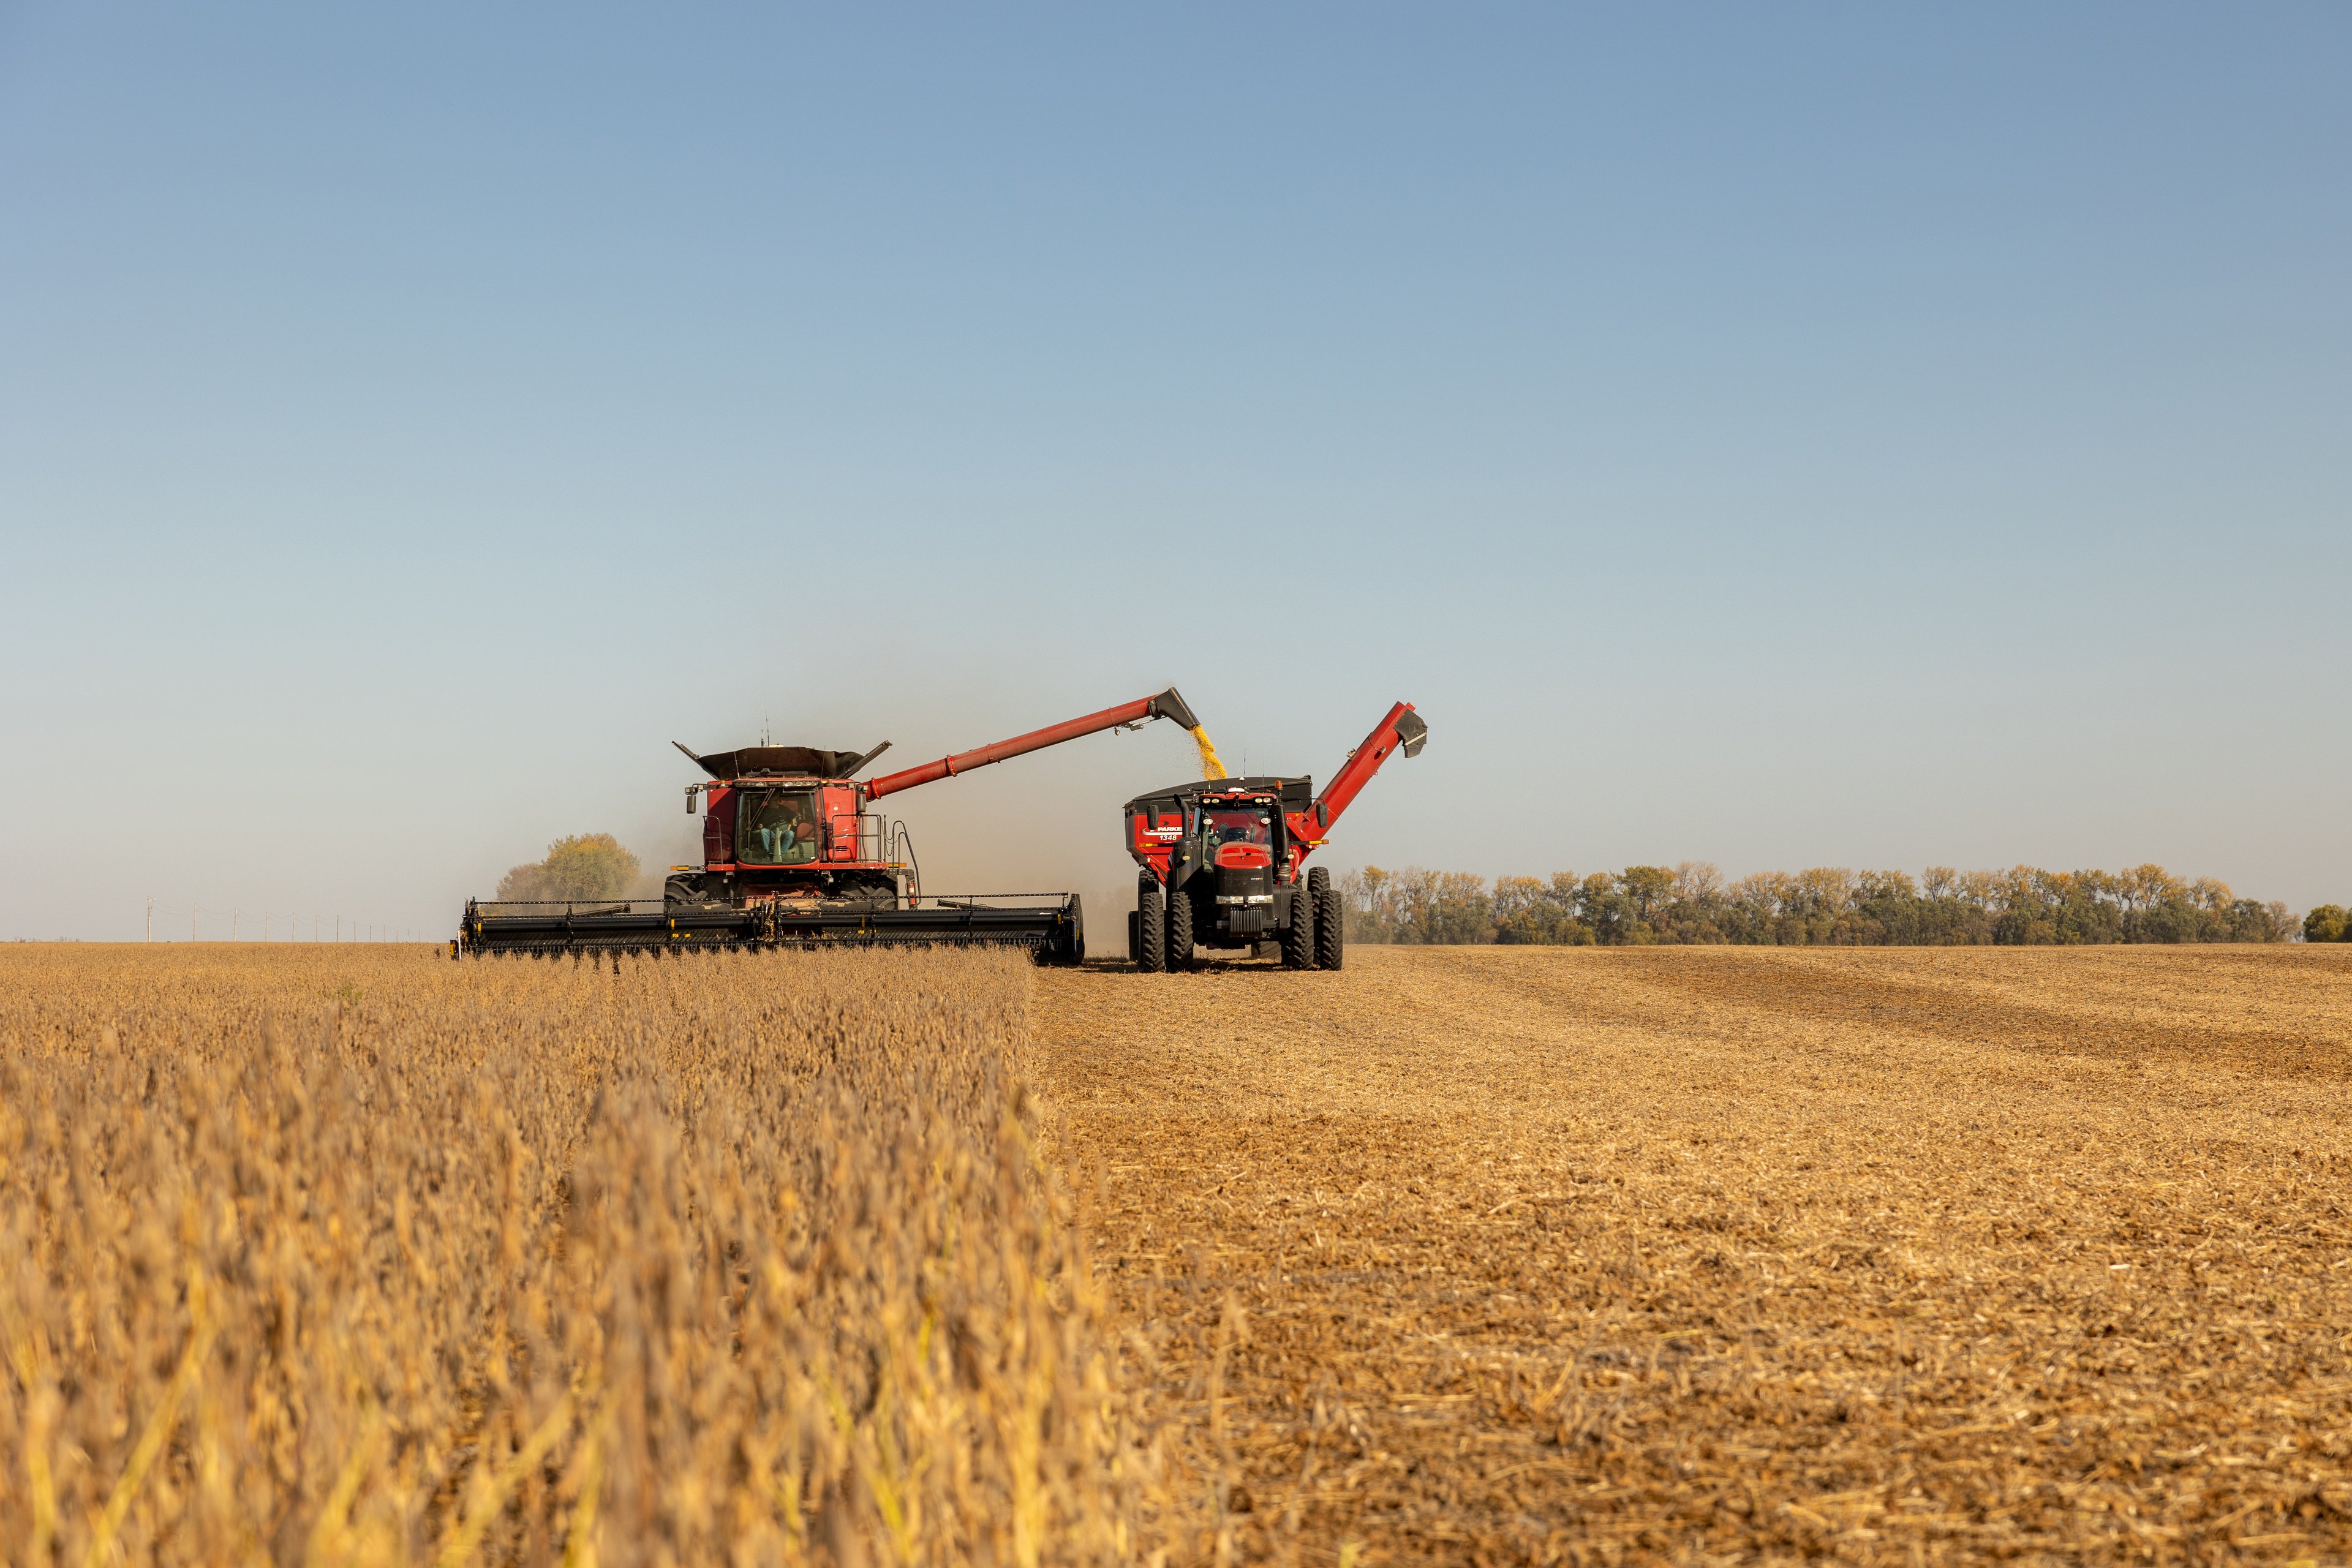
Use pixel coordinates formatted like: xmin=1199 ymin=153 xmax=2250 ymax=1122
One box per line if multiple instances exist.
xmin=1166 ymin=886 xmax=1196 ymax=971
xmin=1127 ymin=909 xmax=1140 ymax=965
xmin=1310 ymin=865 xmax=1342 ymax=971
xmin=1280 ymin=880 xmax=1315 ymax=970
xmin=1137 ymin=875 xmax=1167 ymax=973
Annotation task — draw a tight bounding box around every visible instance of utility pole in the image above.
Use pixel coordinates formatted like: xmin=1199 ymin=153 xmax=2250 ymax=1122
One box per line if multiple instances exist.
xmin=146 ymin=895 xmax=153 ymax=942
xmin=233 ymin=908 xmax=239 ymax=941
xmin=192 ymin=904 xmax=198 ymax=941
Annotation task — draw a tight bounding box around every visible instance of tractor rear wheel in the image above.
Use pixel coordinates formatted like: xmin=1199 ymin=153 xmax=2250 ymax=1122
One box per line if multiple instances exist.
xmin=1137 ymin=875 xmax=1166 ymax=973
xmin=1310 ymin=865 xmax=1343 ymax=971
xmin=1281 ymin=880 xmax=1315 ymax=969
xmin=1166 ymin=886 xmax=1196 ymax=971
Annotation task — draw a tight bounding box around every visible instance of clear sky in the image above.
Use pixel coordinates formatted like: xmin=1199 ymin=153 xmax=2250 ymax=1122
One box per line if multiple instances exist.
xmin=3 ymin=4 xmax=2346 ymax=941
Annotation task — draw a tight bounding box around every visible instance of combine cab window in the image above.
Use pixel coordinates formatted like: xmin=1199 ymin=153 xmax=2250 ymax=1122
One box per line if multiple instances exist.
xmin=737 ymin=789 xmax=820 ymax=865
xmin=1202 ymin=807 xmax=1273 ymax=850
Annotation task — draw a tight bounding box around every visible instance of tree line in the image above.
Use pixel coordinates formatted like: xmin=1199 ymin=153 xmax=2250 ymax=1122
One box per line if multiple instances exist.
xmin=1340 ymin=863 xmax=2304 ymax=946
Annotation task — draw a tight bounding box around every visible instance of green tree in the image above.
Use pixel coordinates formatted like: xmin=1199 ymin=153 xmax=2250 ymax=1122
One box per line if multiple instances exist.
xmin=1618 ymin=866 xmax=1675 ymax=928
xmin=496 ymin=833 xmax=642 ymax=902
xmin=1494 ymin=875 xmax=1590 ymax=944
xmin=2302 ymin=905 xmax=2346 ymax=943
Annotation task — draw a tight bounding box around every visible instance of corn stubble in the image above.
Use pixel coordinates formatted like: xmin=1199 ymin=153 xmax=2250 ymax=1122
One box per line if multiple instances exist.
xmin=0 ymin=946 xmax=1161 ymax=1567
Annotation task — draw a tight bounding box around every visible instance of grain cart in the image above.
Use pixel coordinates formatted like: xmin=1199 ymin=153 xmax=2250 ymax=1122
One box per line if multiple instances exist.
xmin=458 ymin=688 xmax=1205 ymax=962
xmin=1123 ymin=701 xmax=1426 ymax=971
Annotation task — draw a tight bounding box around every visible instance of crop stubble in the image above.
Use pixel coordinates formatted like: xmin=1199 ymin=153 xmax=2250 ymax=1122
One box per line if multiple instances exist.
xmin=6 ymin=942 xmax=2349 ymax=1565
xmin=1036 ymin=945 xmax=2352 ymax=1564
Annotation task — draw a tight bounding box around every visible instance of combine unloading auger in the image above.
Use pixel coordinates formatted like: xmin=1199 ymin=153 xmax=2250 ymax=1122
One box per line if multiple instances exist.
xmin=456 ymin=688 xmax=1204 ymax=963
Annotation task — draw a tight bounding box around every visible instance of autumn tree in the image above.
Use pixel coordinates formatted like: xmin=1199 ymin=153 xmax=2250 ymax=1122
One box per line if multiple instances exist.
xmin=496 ymin=833 xmax=643 ymax=902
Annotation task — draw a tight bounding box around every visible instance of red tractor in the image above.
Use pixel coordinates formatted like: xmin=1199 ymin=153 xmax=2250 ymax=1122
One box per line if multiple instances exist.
xmin=1123 ymin=702 xmax=1426 ymax=971
xmin=461 ymin=688 xmax=1204 ymax=960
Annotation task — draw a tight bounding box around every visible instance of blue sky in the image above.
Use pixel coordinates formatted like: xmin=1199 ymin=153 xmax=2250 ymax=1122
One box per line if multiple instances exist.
xmin=2 ymin=4 xmax=2346 ymax=940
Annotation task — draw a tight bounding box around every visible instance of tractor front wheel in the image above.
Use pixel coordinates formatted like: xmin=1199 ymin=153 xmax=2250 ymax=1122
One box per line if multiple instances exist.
xmin=1310 ymin=865 xmax=1343 ymax=971
xmin=1281 ymin=880 xmax=1316 ymax=970
xmin=1166 ymin=886 xmax=1196 ymax=971
xmin=1137 ymin=875 xmax=1166 ymax=973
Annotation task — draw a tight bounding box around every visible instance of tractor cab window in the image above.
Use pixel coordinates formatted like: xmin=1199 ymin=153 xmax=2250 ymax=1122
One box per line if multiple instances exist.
xmin=1202 ymin=806 xmax=1273 ymax=850
xmin=737 ymin=788 xmax=820 ymax=865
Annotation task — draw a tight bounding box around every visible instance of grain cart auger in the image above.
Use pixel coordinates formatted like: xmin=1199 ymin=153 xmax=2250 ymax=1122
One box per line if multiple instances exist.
xmin=1123 ymin=701 xmax=1427 ymax=973
xmin=456 ymin=688 xmax=1206 ymax=963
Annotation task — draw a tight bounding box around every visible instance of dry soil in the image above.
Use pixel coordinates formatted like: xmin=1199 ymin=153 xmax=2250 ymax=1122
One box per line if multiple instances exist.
xmin=1035 ymin=944 xmax=2352 ymax=1565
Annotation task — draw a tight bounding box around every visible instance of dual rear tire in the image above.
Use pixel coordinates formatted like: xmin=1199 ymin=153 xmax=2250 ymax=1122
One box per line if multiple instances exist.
xmin=1166 ymin=886 xmax=1196 ymax=971
xmin=1310 ymin=865 xmax=1343 ymax=970
xmin=1136 ymin=875 xmax=1167 ymax=973
xmin=1133 ymin=875 xmax=1195 ymax=971
xmin=1280 ymin=880 xmax=1315 ymax=969
xmin=1278 ymin=867 xmax=1344 ymax=970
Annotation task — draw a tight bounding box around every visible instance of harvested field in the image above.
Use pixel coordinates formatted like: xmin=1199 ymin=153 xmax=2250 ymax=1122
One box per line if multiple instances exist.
xmin=1037 ymin=945 xmax=2352 ymax=1565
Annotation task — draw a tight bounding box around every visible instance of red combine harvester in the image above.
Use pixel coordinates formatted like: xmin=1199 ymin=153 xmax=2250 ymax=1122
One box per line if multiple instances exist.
xmin=458 ymin=688 xmax=1204 ymax=962
xmin=1124 ymin=701 xmax=1427 ymax=972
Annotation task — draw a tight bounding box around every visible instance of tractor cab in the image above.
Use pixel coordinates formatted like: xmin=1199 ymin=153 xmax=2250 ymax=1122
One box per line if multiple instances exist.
xmin=734 ymin=786 xmax=823 ymax=866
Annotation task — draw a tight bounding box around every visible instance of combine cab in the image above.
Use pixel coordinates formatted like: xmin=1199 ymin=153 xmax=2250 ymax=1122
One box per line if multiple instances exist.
xmin=1125 ymin=702 xmax=1426 ymax=971
xmin=459 ymin=688 xmax=1204 ymax=962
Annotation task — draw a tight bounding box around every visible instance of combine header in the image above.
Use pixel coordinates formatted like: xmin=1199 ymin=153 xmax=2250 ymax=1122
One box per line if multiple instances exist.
xmin=1124 ymin=701 xmax=1426 ymax=972
xmin=458 ymin=688 xmax=1204 ymax=962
